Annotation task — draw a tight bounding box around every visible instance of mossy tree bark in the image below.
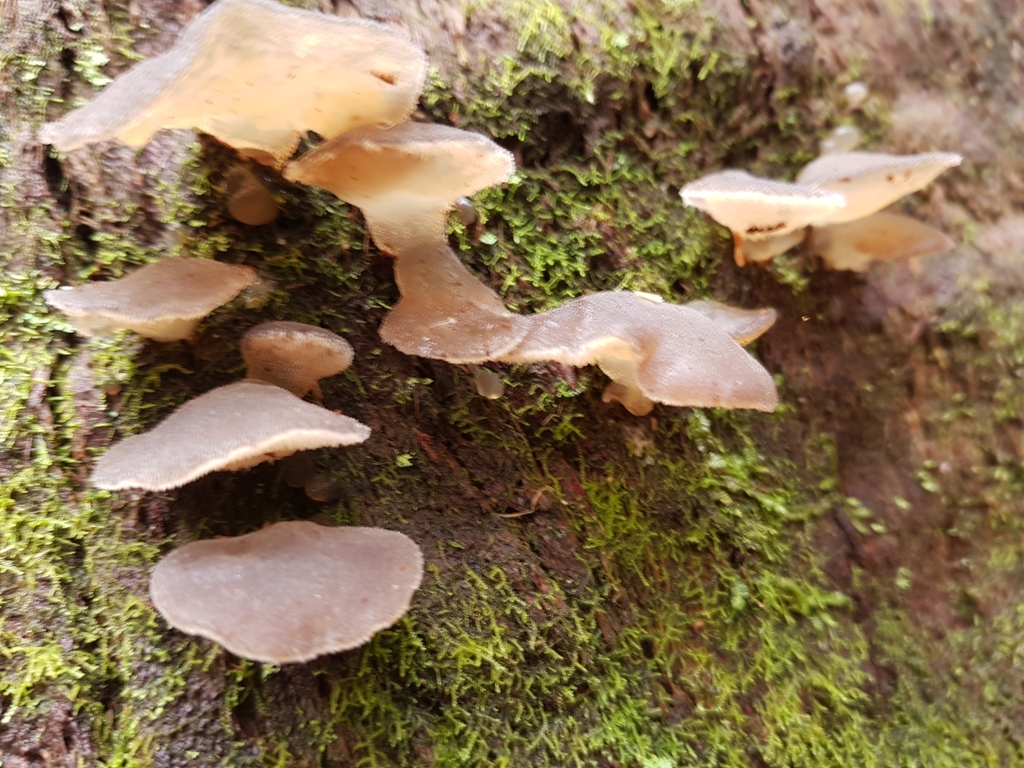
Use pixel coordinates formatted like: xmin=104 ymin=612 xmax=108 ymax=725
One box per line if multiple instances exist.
xmin=2 ymin=0 xmax=1024 ymax=765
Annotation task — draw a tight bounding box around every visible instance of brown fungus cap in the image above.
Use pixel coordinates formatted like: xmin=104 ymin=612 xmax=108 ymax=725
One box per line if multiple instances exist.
xmin=149 ymin=521 xmax=423 ymax=663
xmin=225 ymin=166 xmax=279 ymax=226
xmin=809 ymin=211 xmax=955 ymax=272
xmin=284 ymin=123 xmax=515 ymax=254
xmin=38 ymin=0 xmax=428 ymax=166
xmin=92 ymin=381 xmax=370 ymax=491
xmin=44 ymin=258 xmax=256 ymax=342
xmin=680 ymin=170 xmax=846 ymax=241
xmin=241 ymin=321 xmax=354 ymax=398
xmin=505 ymin=292 xmax=778 ymax=415
xmin=795 ymin=151 xmax=962 ymax=224
xmin=379 ymin=243 xmax=528 ymax=362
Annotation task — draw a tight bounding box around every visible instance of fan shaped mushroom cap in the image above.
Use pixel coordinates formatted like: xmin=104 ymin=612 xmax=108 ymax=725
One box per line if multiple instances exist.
xmin=379 ymin=242 xmax=528 ymax=362
xmin=284 ymin=123 xmax=515 ymax=254
xmin=505 ymin=292 xmax=778 ymax=414
xmin=38 ymin=0 xmax=428 ymax=166
xmin=679 ymin=170 xmax=846 ymax=241
xmin=684 ymin=300 xmax=778 ymax=345
xmin=92 ymin=381 xmax=370 ymax=491
xmin=241 ymin=321 xmax=354 ymax=398
xmin=795 ymin=151 xmax=962 ymax=224
xmin=809 ymin=211 xmax=956 ymax=271
xmin=149 ymin=521 xmax=423 ymax=663
xmin=44 ymin=258 xmax=256 ymax=341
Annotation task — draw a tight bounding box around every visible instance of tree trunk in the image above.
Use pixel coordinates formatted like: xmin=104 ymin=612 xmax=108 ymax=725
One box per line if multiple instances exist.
xmin=2 ymin=0 xmax=1024 ymax=765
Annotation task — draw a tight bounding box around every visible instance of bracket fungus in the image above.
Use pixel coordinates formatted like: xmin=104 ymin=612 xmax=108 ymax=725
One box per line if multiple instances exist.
xmin=44 ymin=257 xmax=256 ymax=341
xmin=795 ymin=151 xmax=962 ymax=224
xmin=38 ymin=0 xmax=428 ymax=166
xmin=241 ymin=321 xmax=355 ymax=398
xmin=284 ymin=123 xmax=516 ymax=254
xmin=684 ymin=300 xmax=778 ymax=345
xmin=91 ymin=381 xmax=370 ymax=491
xmin=504 ymin=292 xmax=779 ymax=417
xmin=149 ymin=521 xmax=423 ymax=663
xmin=379 ymin=242 xmax=528 ymax=361
xmin=808 ymin=211 xmax=956 ymax=272
xmin=679 ymin=170 xmax=846 ymax=241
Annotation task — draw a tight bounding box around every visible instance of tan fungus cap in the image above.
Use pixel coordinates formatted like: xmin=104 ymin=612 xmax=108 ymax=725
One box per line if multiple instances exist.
xmin=379 ymin=243 xmax=528 ymax=362
xmin=795 ymin=151 xmax=962 ymax=224
xmin=284 ymin=123 xmax=515 ymax=254
xmin=44 ymin=258 xmax=256 ymax=342
xmin=91 ymin=380 xmax=370 ymax=490
xmin=680 ymin=170 xmax=846 ymax=241
xmin=241 ymin=321 xmax=354 ymax=398
xmin=684 ymin=300 xmax=778 ymax=345
xmin=808 ymin=211 xmax=956 ymax=272
xmin=38 ymin=0 xmax=428 ymax=166
xmin=150 ymin=520 xmax=423 ymax=663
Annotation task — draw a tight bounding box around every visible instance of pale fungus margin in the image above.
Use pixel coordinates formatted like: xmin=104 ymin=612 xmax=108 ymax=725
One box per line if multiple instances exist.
xmin=91 ymin=381 xmax=371 ymax=491
xmin=284 ymin=123 xmax=516 ymax=254
xmin=38 ymin=0 xmax=428 ymax=166
xmin=679 ymin=170 xmax=846 ymax=241
xmin=808 ymin=212 xmax=956 ymax=272
xmin=43 ymin=257 xmax=257 ymax=342
xmin=241 ymin=321 xmax=355 ymax=399
xmin=795 ymin=150 xmax=963 ymax=224
xmin=149 ymin=521 xmax=424 ymax=663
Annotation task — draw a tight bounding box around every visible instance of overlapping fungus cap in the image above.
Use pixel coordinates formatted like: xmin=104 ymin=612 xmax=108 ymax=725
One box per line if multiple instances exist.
xmin=679 ymin=170 xmax=846 ymax=241
xmin=284 ymin=123 xmax=516 ymax=254
xmin=732 ymin=228 xmax=807 ymax=266
xmin=808 ymin=211 xmax=955 ymax=272
xmin=241 ymin=321 xmax=354 ymax=398
xmin=149 ymin=520 xmax=423 ymax=663
xmin=795 ymin=151 xmax=962 ymax=224
xmin=92 ymin=381 xmax=370 ymax=490
xmin=379 ymin=242 xmax=527 ymax=361
xmin=38 ymin=0 xmax=428 ymax=166
xmin=44 ymin=257 xmax=256 ymax=341
xmin=504 ymin=292 xmax=779 ymax=416
xmin=225 ymin=166 xmax=279 ymax=225
xmin=684 ymin=300 xmax=778 ymax=345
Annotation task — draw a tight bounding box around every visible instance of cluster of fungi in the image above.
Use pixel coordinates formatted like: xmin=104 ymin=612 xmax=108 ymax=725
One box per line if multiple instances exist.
xmin=38 ymin=0 xmax=960 ymax=663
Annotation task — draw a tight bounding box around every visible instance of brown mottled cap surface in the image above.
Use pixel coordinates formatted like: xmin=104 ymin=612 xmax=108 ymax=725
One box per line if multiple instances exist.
xmin=44 ymin=258 xmax=256 ymax=341
xmin=809 ymin=211 xmax=956 ymax=271
xmin=795 ymin=151 xmax=961 ymax=224
xmin=241 ymin=321 xmax=354 ymax=398
xmin=149 ymin=521 xmax=423 ymax=663
xmin=680 ymin=170 xmax=846 ymax=240
xmin=380 ymin=243 xmax=528 ymax=362
xmin=284 ymin=123 xmax=515 ymax=253
xmin=92 ymin=381 xmax=370 ymax=491
xmin=38 ymin=0 xmax=428 ymax=165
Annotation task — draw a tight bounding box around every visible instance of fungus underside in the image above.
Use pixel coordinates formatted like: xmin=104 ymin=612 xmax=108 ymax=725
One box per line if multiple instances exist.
xmin=1 ymin=0 xmax=1023 ymax=765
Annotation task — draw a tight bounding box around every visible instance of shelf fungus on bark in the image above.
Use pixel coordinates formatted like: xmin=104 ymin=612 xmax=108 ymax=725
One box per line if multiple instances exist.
xmin=808 ymin=211 xmax=956 ymax=272
xmin=284 ymin=123 xmax=515 ymax=254
xmin=149 ymin=520 xmax=423 ymax=663
xmin=91 ymin=381 xmax=370 ymax=491
xmin=38 ymin=0 xmax=428 ymax=166
xmin=380 ymin=242 xmax=528 ymax=361
xmin=44 ymin=257 xmax=257 ymax=342
xmin=379 ymin=245 xmax=777 ymax=417
xmin=241 ymin=321 xmax=354 ymax=398
xmin=504 ymin=292 xmax=779 ymax=417
xmin=679 ymin=170 xmax=846 ymax=242
xmin=795 ymin=151 xmax=962 ymax=224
